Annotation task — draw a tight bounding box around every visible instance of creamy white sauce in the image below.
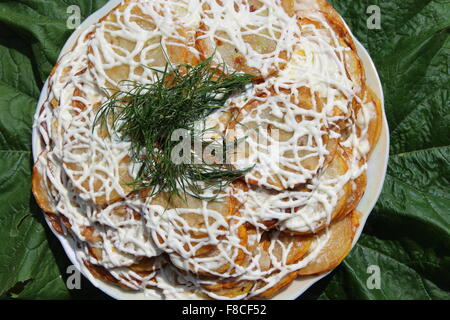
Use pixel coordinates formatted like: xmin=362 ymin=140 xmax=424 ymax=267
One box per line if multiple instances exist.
xmin=34 ymin=0 xmax=376 ymax=300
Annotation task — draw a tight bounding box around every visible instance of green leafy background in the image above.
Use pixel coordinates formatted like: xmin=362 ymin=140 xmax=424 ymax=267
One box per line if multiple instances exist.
xmin=0 ymin=0 xmax=448 ymax=300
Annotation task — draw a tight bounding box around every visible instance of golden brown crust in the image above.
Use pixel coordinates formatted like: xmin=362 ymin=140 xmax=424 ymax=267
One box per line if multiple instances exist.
xmin=33 ymin=0 xmax=382 ymax=298
xmin=201 ymin=279 xmax=255 ymax=299
xmin=83 ymin=260 xmax=132 ymax=290
xmin=366 ymin=87 xmax=383 ymax=157
xmin=32 ymin=155 xmax=68 ymax=236
xmin=283 ymin=149 xmax=352 ymax=236
xmin=32 ymin=164 xmax=56 ymax=215
xmin=254 ymin=271 xmax=298 ymax=299
xmin=339 ymin=171 xmax=367 ymax=219
xmin=297 ymin=211 xmax=356 ymax=276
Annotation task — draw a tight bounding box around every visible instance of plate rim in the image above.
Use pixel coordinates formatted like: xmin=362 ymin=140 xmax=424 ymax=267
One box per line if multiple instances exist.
xmin=31 ymin=0 xmax=390 ymax=300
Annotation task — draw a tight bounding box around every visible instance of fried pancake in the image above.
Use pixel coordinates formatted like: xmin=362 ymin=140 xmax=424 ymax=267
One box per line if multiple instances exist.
xmin=200 ymin=278 xmax=255 ymax=299
xmin=148 ymin=190 xmax=248 ymax=277
xmin=234 ymin=148 xmax=352 ymax=236
xmin=363 ymin=88 xmax=383 ymax=156
xmin=32 ymin=153 xmax=57 ymax=215
xmin=76 ymin=203 xmax=162 ymax=269
xmin=228 ymin=86 xmax=335 ymax=190
xmin=196 ymin=0 xmax=294 ymax=76
xmin=254 ymin=271 xmax=298 ymax=299
xmin=279 ymin=149 xmax=352 ymax=234
xmin=201 ymin=228 xmax=310 ymax=299
xmin=298 ymin=211 xmax=357 ymax=275
xmin=59 ymin=1 xmax=203 ymax=207
xmin=32 ymin=0 xmax=383 ymax=298
xmin=234 ymin=230 xmax=308 ymax=298
xmin=88 ymin=0 xmax=199 ymax=91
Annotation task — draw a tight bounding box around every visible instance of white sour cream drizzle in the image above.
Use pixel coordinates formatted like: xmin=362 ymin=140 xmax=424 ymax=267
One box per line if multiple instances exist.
xmin=34 ymin=0 xmax=375 ymax=299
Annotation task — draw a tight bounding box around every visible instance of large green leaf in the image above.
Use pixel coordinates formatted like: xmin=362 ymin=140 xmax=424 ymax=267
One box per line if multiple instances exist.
xmin=0 ymin=0 xmax=110 ymax=83
xmin=0 ymin=0 xmax=448 ymax=300
xmin=0 ymin=25 xmax=69 ymax=299
xmin=0 ymin=0 xmax=109 ymax=300
xmin=302 ymin=0 xmax=450 ymax=300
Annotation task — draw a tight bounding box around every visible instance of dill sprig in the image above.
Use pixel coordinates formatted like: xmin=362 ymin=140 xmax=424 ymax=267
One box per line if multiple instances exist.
xmin=94 ymin=56 xmax=254 ymax=199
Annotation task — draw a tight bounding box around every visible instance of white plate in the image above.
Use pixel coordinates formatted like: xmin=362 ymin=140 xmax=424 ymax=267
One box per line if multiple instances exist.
xmin=32 ymin=0 xmax=389 ymax=300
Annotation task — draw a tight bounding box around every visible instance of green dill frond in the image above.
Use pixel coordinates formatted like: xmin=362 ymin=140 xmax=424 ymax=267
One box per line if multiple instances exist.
xmin=94 ymin=55 xmax=255 ymax=199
